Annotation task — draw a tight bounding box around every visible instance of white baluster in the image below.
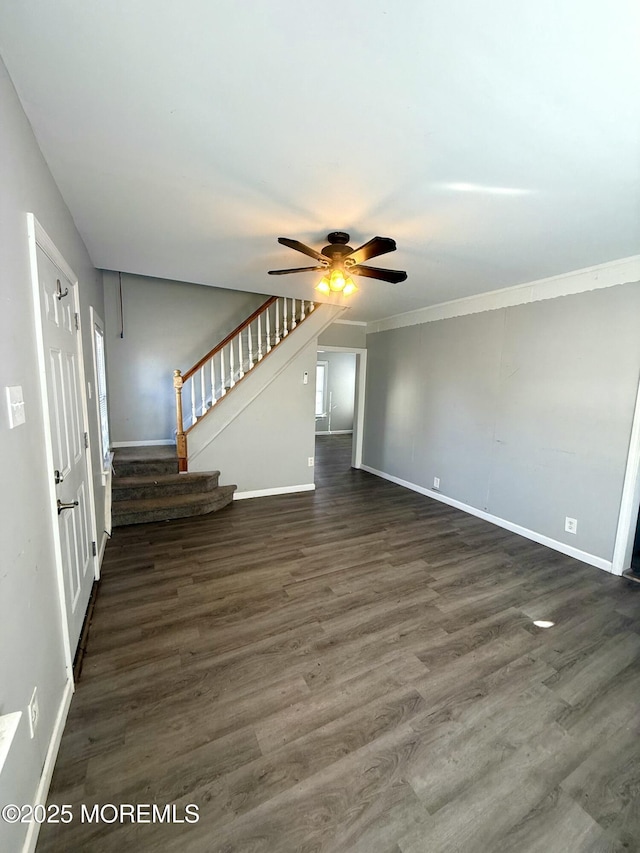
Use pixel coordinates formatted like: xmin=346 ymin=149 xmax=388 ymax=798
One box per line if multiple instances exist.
xmin=301 ymin=299 xmax=306 ymax=321
xmin=238 ymin=331 xmax=244 ymax=378
xmin=190 ymin=377 xmax=196 ymax=425
xmin=257 ymin=313 xmax=263 ymax=360
xmin=220 ymin=348 xmax=226 ymax=395
xmin=266 ymin=304 xmax=272 ymax=352
xmin=291 ymin=298 xmax=297 ymax=329
xmin=309 ymin=301 xmax=315 ymax=311
xmin=275 ymin=299 xmax=281 ymax=345
xmin=283 ymin=297 xmax=289 ymax=336
xmin=210 ymin=357 xmax=216 ymax=406
xmin=248 ymin=322 xmax=254 ymax=369
xmin=200 ymin=367 xmax=206 ymax=414
xmin=229 ymin=340 xmax=235 ymax=387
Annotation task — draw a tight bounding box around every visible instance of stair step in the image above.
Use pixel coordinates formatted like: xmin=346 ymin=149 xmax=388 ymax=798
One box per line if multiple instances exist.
xmin=113 ymin=446 xmax=178 ymax=477
xmin=112 ymin=471 xmax=221 ymax=501
xmin=112 ymin=485 xmax=236 ymax=527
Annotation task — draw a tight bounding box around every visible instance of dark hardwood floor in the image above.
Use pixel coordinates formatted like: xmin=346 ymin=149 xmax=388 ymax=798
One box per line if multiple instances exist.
xmin=37 ymin=435 xmax=640 ymax=852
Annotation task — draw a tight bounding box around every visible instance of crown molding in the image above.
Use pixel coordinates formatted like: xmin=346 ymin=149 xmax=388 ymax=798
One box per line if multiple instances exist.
xmin=366 ymin=255 xmax=640 ymax=335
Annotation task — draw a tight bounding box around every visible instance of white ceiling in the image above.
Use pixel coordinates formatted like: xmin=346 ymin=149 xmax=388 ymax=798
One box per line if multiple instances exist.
xmin=1 ymin=1 xmax=639 ymax=322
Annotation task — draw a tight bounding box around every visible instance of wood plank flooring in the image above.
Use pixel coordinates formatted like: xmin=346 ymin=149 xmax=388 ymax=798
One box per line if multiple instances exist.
xmin=37 ymin=435 xmax=640 ymax=852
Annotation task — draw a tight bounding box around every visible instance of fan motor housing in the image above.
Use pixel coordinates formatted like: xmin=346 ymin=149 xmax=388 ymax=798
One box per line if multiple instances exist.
xmin=323 ymin=232 xmax=353 ymax=261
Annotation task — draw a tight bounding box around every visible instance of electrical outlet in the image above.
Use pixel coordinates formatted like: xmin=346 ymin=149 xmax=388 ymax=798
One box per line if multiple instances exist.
xmin=308 ymin=457 xmax=314 ymax=467
xmin=433 ymin=477 xmax=440 ymax=490
xmin=565 ymin=517 xmax=577 ymax=535
xmin=28 ymin=687 xmax=39 ymax=738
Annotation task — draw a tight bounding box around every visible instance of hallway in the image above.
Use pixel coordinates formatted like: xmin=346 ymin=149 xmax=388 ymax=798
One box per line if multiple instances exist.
xmin=38 ymin=437 xmax=640 ymax=852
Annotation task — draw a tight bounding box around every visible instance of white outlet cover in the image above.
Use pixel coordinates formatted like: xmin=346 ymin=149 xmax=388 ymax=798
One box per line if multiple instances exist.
xmin=6 ymin=386 xmax=26 ymax=428
xmin=433 ymin=477 xmax=440 ymax=489
xmin=308 ymin=457 xmax=314 ymax=467
xmin=565 ymin=517 xmax=578 ymax=534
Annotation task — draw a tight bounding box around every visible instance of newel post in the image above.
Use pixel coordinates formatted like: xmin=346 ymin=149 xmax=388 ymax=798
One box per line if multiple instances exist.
xmin=173 ymin=369 xmax=188 ymax=472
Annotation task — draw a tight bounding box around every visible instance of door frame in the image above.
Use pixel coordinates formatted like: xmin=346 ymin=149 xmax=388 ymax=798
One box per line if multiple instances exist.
xmin=612 ymin=371 xmax=640 ymax=575
xmin=315 ymin=345 xmax=367 ymax=469
xmin=27 ymin=213 xmax=99 ymax=673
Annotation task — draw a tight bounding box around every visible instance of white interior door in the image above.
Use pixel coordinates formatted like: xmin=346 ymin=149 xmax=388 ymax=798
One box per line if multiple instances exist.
xmin=35 ymin=244 xmax=96 ymax=654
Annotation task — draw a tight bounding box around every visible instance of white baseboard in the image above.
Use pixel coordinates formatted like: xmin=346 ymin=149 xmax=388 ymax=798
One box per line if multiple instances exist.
xmin=111 ymin=439 xmax=175 ymax=447
xmin=23 ymin=678 xmax=74 ymax=853
xmin=360 ymin=464 xmax=613 ymax=574
xmin=315 ymin=430 xmax=353 ymax=436
xmin=97 ymin=530 xmax=109 ymax=567
xmin=234 ymin=483 xmax=316 ymax=500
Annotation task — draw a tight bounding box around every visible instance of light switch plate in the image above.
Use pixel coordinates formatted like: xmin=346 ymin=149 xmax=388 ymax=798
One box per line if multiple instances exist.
xmin=6 ymin=386 xmax=26 ymax=428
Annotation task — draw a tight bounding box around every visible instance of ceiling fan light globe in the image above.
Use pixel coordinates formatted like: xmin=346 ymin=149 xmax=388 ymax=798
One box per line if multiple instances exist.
xmin=342 ymin=279 xmax=358 ymax=296
xmin=329 ymin=270 xmax=346 ymax=292
xmin=315 ymin=277 xmax=331 ymax=294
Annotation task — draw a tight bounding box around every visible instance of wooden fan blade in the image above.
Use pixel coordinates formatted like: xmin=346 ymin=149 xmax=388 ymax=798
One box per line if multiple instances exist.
xmin=351 ymin=264 xmax=407 ymax=283
xmin=278 ymin=237 xmax=328 ymax=263
xmin=346 ymin=236 xmax=397 ymax=266
xmin=268 ymin=265 xmax=326 ymax=275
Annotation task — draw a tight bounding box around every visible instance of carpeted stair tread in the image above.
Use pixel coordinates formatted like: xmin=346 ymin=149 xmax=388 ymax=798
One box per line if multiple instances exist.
xmin=113 ymin=458 xmax=179 ymax=477
xmin=112 ymin=471 xmax=221 ymax=501
xmin=111 ymin=446 xmax=235 ymax=526
xmin=112 ymin=484 xmax=236 ymax=526
xmin=113 ymin=445 xmax=176 ymax=459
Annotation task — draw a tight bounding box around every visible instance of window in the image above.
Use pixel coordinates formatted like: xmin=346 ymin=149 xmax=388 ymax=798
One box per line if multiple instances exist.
xmin=316 ymin=361 xmax=328 ymax=417
xmin=91 ymin=309 xmax=111 ymax=471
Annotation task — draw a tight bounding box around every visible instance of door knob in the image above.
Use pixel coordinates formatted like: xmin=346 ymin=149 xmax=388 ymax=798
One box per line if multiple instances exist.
xmin=57 ymin=499 xmax=79 ymax=515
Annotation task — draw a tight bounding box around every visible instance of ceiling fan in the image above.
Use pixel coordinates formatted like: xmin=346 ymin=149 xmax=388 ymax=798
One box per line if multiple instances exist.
xmin=268 ymin=231 xmax=407 ymax=296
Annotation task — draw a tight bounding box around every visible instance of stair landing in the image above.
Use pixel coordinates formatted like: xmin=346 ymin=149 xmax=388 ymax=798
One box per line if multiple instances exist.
xmin=111 ymin=446 xmax=235 ymax=526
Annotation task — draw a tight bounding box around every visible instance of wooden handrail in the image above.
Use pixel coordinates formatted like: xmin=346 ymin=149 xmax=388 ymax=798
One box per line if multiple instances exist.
xmin=183 ymin=296 xmax=277 ymax=382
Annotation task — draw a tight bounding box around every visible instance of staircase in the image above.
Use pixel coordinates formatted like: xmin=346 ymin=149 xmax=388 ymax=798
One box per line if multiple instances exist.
xmin=111 ymin=446 xmax=235 ymax=527
xmin=110 ymin=296 xmax=334 ymax=525
xmin=174 ymin=296 xmax=318 ymax=471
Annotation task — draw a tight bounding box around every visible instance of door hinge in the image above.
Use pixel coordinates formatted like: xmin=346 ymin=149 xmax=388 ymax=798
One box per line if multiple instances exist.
xmin=92 ymin=541 xmax=97 ymax=557
xmin=74 ymin=312 xmax=80 ymax=331
xmin=84 ymin=432 xmax=89 ymax=449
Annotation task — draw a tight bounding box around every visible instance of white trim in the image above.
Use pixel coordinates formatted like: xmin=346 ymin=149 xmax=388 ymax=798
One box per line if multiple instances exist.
xmin=98 ymin=530 xmax=109 ymax=565
xmin=612 ymin=374 xmax=640 ymax=575
xmin=27 ymin=215 xmax=74 ymax=677
xmin=316 ymin=345 xmax=366 ymax=353
xmin=332 ymin=318 xmax=368 ymax=326
xmin=366 ymin=255 xmax=640 ymax=334
xmin=360 ymin=464 xmax=613 ymax=574
xmin=316 ymin=430 xmax=353 ymax=435
xmin=352 ymin=350 xmax=367 ymax=469
xmin=22 ymin=679 xmax=74 ymax=853
xmin=233 ymin=483 xmax=316 ymax=500
xmin=89 ymin=307 xmax=111 ymax=479
xmin=111 ymin=439 xmax=176 ymax=447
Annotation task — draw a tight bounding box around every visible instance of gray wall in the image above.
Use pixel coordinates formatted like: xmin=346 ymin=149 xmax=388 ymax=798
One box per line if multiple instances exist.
xmin=318 ymin=321 xmax=366 ymax=349
xmin=188 ymin=303 xmax=345 ymax=493
xmin=316 ymin=351 xmax=356 ymax=433
xmin=0 ymin=57 xmax=105 ymax=852
xmin=194 ymin=341 xmax=319 ymax=493
xmin=103 ymin=272 xmax=264 ymax=443
xmin=363 ymin=283 xmax=640 ymax=562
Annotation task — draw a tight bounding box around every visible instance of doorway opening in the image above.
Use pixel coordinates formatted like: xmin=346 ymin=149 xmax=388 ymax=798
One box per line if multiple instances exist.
xmin=314 ymin=345 xmax=367 ymax=475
